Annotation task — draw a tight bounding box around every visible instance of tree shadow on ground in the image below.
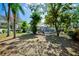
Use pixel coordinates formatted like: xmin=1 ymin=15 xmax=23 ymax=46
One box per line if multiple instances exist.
xmin=45 ymin=34 xmax=79 ymax=56
xmin=18 ymin=33 xmax=38 ymax=40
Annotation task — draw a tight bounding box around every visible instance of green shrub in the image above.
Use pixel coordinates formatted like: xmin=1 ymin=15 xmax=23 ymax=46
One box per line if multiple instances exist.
xmin=74 ymin=29 xmax=79 ymax=40
xmin=16 ymin=30 xmax=22 ymax=33
xmin=68 ymin=29 xmax=79 ymax=40
xmin=21 ymin=21 xmax=27 ymax=33
xmin=68 ymin=31 xmax=75 ymax=39
xmin=2 ymin=29 xmax=6 ymax=33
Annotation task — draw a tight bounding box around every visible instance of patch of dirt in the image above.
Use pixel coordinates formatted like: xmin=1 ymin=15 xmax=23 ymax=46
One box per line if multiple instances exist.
xmin=0 ymin=33 xmax=79 ymax=56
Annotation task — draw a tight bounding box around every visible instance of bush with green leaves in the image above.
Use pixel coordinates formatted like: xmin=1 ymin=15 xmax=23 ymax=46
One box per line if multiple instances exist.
xmin=2 ymin=29 xmax=6 ymax=33
xmin=21 ymin=21 xmax=27 ymax=33
xmin=68 ymin=31 xmax=75 ymax=39
xmin=16 ymin=29 xmax=22 ymax=33
xmin=67 ymin=29 xmax=79 ymax=40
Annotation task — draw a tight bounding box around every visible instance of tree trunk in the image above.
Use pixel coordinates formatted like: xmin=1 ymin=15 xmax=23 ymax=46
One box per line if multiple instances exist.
xmin=32 ymin=25 xmax=37 ymax=35
xmin=7 ymin=18 xmax=10 ymax=37
xmin=13 ymin=14 xmax=16 ymax=38
xmin=7 ymin=4 xmax=10 ymax=37
xmin=57 ymin=30 xmax=59 ymax=36
xmin=2 ymin=3 xmax=7 ymax=17
xmin=55 ymin=23 xmax=59 ymax=37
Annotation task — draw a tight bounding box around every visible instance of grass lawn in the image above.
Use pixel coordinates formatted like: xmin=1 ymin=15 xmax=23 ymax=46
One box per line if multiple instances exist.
xmin=0 ymin=32 xmax=26 ymax=42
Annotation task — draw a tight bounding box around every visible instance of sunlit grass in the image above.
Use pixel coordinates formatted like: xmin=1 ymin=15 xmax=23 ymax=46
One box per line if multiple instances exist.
xmin=0 ymin=32 xmax=26 ymax=42
xmin=0 ymin=33 xmax=7 ymax=40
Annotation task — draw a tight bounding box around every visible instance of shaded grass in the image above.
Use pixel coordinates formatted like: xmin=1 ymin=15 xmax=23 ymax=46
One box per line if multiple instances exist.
xmin=45 ymin=34 xmax=79 ymax=56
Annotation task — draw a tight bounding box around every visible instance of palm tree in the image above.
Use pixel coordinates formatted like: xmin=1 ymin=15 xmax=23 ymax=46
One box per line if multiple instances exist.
xmin=2 ymin=3 xmax=10 ymax=37
xmin=30 ymin=11 xmax=41 ymax=34
xmin=7 ymin=4 xmax=10 ymax=37
xmin=2 ymin=4 xmax=7 ymax=17
xmin=10 ymin=4 xmax=25 ymax=38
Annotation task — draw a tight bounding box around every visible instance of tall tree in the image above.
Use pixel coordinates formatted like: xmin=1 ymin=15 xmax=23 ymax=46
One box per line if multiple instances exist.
xmin=10 ymin=3 xmax=25 ymax=38
xmin=7 ymin=4 xmax=10 ymax=37
xmin=2 ymin=3 xmax=10 ymax=37
xmin=45 ymin=3 xmax=73 ymax=36
xmin=29 ymin=4 xmax=42 ymax=34
xmin=2 ymin=4 xmax=7 ymax=17
xmin=30 ymin=11 xmax=41 ymax=34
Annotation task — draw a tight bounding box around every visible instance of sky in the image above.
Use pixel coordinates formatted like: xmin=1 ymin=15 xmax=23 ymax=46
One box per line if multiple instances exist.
xmin=0 ymin=3 xmax=77 ymax=24
xmin=0 ymin=3 xmax=32 ymax=23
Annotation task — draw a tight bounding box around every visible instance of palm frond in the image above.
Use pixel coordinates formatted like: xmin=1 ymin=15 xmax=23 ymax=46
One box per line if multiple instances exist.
xmin=18 ymin=4 xmax=25 ymax=15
